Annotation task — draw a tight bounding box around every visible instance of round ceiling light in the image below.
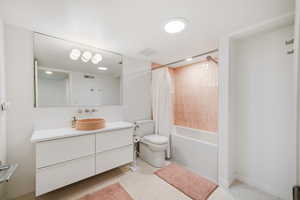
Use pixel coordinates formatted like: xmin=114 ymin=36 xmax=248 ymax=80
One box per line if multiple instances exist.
xmin=92 ymin=54 xmax=103 ymax=64
xmin=164 ymin=18 xmax=187 ymax=34
xmin=98 ymin=67 xmax=108 ymax=71
xmin=81 ymin=51 xmax=92 ymax=62
xmin=70 ymin=49 xmax=81 ymax=60
xmin=45 ymin=70 xmax=53 ymax=75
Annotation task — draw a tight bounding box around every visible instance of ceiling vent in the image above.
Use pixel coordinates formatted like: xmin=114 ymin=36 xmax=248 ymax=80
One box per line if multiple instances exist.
xmin=138 ymin=48 xmax=157 ymax=57
xmin=84 ymin=75 xmax=95 ymax=79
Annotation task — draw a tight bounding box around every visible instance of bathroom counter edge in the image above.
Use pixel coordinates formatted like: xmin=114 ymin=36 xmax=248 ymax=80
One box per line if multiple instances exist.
xmin=31 ymin=121 xmax=134 ymax=143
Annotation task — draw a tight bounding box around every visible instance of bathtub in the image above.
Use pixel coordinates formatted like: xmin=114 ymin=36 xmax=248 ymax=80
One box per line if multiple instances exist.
xmin=171 ymin=126 xmax=218 ymax=183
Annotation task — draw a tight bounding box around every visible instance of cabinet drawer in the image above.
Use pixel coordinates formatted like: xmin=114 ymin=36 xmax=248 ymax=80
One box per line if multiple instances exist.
xmin=96 ymin=145 xmax=133 ymax=174
xmin=96 ymin=128 xmax=133 ymax=153
xmin=36 ymin=134 xmax=95 ymax=168
xmin=36 ymin=155 xmax=94 ymax=196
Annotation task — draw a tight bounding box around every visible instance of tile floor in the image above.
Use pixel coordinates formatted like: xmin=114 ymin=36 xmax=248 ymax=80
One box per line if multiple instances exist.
xmin=14 ymin=159 xmax=279 ymax=200
xmin=229 ymin=181 xmax=280 ymax=200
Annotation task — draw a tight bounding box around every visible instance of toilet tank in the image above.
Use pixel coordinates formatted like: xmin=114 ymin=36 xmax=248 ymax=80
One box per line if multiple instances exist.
xmin=134 ymin=120 xmax=155 ymax=137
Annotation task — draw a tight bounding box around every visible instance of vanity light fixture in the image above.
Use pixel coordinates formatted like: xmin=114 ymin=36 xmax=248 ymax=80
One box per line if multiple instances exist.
xmin=97 ymin=67 xmax=108 ymax=71
xmin=45 ymin=70 xmax=53 ymax=75
xmin=81 ymin=51 xmax=92 ymax=63
xmin=92 ymin=54 xmax=103 ymax=64
xmin=70 ymin=49 xmax=81 ymax=60
xmin=164 ymin=18 xmax=187 ymax=34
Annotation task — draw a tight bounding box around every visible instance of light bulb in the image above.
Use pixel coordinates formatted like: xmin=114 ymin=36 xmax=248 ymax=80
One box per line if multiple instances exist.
xmin=92 ymin=54 xmax=103 ymax=64
xmin=164 ymin=19 xmax=186 ymax=34
xmin=70 ymin=49 xmax=81 ymax=60
xmin=45 ymin=71 xmax=53 ymax=75
xmin=97 ymin=67 xmax=108 ymax=71
xmin=81 ymin=51 xmax=92 ymax=62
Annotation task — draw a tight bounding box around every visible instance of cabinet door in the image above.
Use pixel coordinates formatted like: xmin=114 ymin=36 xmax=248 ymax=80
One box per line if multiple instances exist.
xmin=36 ymin=155 xmax=94 ymax=196
xmin=96 ymin=145 xmax=133 ymax=174
xmin=36 ymin=134 xmax=95 ymax=168
xmin=96 ymin=128 xmax=133 ymax=153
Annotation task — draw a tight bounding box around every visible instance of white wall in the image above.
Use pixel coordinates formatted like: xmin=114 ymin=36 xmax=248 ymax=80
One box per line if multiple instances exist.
xmin=0 ymin=19 xmax=7 ymax=199
xmin=295 ymin=0 xmax=300 ymax=185
xmin=33 ymin=106 xmax=123 ymax=130
xmin=5 ymin=25 xmax=35 ymax=199
xmin=122 ymin=57 xmax=152 ymax=122
xmin=231 ymin=25 xmax=296 ymax=199
xmin=4 ymin=24 xmax=152 ymax=199
xmin=218 ymin=36 xmax=233 ymax=188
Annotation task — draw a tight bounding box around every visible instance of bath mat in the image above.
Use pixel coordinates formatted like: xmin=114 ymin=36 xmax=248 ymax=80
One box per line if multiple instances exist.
xmin=79 ymin=183 xmax=134 ymax=200
xmin=154 ymin=164 xmax=218 ymax=200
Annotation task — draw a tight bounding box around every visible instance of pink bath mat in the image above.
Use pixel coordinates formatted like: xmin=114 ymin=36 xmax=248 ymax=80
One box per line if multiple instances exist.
xmin=155 ymin=164 xmax=218 ymax=200
xmin=79 ymin=183 xmax=134 ymax=200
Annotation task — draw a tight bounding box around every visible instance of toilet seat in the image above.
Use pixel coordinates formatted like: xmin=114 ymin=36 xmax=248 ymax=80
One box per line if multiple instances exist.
xmin=141 ymin=134 xmax=169 ymax=152
xmin=143 ymin=135 xmax=168 ymax=145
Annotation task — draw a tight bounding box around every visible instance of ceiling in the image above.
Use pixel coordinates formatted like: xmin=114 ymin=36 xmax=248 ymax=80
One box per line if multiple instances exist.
xmin=34 ymin=33 xmax=122 ymax=76
xmin=0 ymin=0 xmax=295 ymax=64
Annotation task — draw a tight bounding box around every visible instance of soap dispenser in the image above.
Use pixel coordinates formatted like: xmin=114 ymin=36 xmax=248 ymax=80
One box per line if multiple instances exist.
xmin=71 ymin=116 xmax=77 ymax=128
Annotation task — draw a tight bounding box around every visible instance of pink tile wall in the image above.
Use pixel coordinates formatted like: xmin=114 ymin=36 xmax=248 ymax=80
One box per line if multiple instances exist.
xmin=173 ymin=61 xmax=218 ymax=132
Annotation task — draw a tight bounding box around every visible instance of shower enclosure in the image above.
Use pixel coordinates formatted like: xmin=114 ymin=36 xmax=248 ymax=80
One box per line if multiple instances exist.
xmin=152 ymin=51 xmax=220 ymax=183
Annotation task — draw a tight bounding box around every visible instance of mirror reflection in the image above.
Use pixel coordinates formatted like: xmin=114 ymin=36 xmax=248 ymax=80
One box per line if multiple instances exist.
xmin=34 ymin=33 xmax=122 ymax=107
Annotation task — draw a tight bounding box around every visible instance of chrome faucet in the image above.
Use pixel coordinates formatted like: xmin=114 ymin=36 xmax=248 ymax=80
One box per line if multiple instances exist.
xmin=134 ymin=122 xmax=140 ymax=131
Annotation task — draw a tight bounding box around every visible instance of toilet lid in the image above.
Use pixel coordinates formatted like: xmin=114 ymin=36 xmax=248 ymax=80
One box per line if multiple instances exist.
xmin=143 ymin=135 xmax=168 ymax=145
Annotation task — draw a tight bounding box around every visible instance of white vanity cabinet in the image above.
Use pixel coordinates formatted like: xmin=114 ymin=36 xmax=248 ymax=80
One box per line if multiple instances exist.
xmin=95 ymin=128 xmax=133 ymax=174
xmin=31 ymin=122 xmax=134 ymax=196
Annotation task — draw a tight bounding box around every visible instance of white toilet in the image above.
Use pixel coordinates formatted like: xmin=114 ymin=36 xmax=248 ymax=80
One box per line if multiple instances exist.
xmin=134 ymin=120 xmax=169 ymax=167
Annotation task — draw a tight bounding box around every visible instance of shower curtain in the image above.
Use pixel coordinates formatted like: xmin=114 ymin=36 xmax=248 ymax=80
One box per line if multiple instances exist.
xmin=152 ymin=68 xmax=173 ymax=159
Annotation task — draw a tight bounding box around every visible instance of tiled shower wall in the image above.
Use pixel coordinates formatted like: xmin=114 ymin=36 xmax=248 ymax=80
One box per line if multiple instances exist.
xmin=172 ymin=61 xmax=218 ymax=132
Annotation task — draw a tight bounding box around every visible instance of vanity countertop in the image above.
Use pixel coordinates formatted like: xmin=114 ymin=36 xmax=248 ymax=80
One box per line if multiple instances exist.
xmin=31 ymin=121 xmax=134 ymax=143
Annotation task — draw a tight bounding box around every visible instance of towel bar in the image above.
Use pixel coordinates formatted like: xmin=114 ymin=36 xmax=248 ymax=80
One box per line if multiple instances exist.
xmin=0 ymin=164 xmax=18 ymax=183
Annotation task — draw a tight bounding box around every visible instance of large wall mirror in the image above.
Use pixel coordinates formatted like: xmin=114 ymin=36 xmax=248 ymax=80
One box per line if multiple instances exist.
xmin=34 ymin=33 xmax=122 ymax=107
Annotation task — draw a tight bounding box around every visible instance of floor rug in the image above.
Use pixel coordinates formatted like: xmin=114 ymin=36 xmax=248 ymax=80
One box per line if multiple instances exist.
xmin=155 ymin=164 xmax=218 ymax=200
xmin=79 ymin=183 xmax=134 ymax=200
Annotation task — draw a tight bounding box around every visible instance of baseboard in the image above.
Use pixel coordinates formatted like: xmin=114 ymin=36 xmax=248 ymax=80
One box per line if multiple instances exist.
xmin=236 ymin=174 xmax=289 ymax=200
xmin=219 ymin=175 xmax=235 ymax=188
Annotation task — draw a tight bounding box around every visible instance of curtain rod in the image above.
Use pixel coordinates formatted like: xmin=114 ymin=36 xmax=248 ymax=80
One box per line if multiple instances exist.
xmin=152 ymin=48 xmax=219 ymax=70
